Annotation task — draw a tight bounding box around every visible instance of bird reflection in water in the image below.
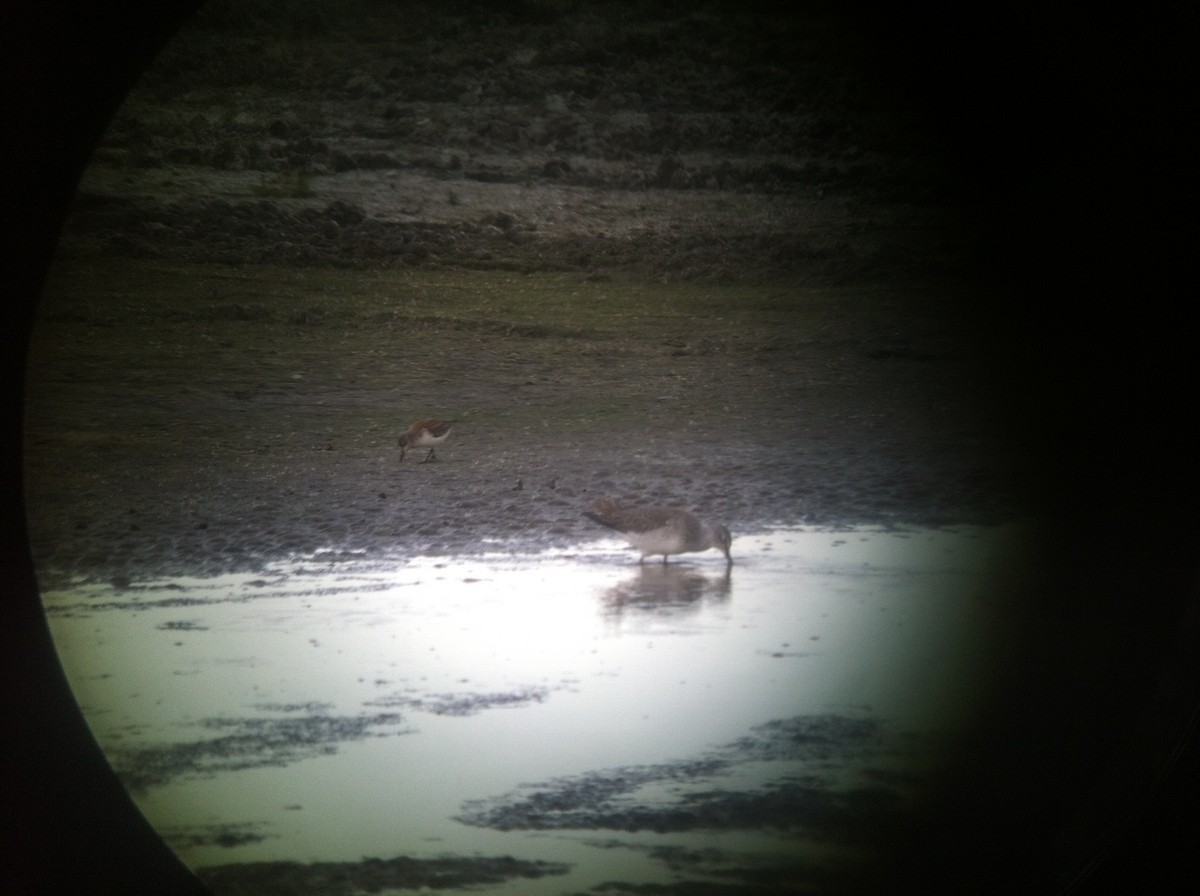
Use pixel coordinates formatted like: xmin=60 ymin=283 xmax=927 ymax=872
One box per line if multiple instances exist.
xmin=599 ymin=563 xmax=732 ymax=619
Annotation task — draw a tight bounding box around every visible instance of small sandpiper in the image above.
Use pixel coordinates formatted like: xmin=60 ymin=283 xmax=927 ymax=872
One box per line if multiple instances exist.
xmin=398 ymin=418 xmax=454 ymax=463
xmin=584 ymin=498 xmax=733 ymax=566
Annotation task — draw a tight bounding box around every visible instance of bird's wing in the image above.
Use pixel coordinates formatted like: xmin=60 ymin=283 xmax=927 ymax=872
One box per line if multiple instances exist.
xmin=586 ymin=505 xmax=677 ymax=534
xmin=412 ymin=418 xmax=452 ymax=436
xmin=624 ymin=507 xmax=678 ymax=532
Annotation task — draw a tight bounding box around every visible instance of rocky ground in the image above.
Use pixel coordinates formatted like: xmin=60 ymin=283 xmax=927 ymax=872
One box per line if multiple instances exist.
xmin=25 ymin=0 xmax=1027 ymax=587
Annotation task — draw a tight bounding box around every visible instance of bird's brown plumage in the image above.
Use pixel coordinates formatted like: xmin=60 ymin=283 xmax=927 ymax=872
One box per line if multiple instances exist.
xmin=584 ymin=498 xmax=732 ymax=565
xmin=398 ymin=418 xmax=454 ymax=462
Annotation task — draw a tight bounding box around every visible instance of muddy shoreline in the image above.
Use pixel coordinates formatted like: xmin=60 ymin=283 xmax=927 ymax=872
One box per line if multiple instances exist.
xmin=25 ymin=257 xmax=1023 ymax=588
xmin=22 ymin=3 xmax=1031 ymax=587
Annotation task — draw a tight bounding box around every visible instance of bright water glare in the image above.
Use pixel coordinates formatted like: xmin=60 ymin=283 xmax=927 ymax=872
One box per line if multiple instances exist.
xmin=41 ymin=525 xmax=1023 ymax=893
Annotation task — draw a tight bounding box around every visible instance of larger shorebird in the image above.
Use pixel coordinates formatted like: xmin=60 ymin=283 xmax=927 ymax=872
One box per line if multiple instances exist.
xmin=397 ymin=418 xmax=454 ymax=463
xmin=584 ymin=498 xmax=733 ymax=566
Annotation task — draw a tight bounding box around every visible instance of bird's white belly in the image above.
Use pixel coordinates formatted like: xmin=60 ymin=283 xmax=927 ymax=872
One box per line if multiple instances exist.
xmin=625 ymin=529 xmax=683 ymax=556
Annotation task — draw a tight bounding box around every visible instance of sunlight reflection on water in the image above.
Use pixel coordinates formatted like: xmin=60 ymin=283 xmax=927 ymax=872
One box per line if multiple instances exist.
xmin=41 ymin=525 xmax=1025 ymax=893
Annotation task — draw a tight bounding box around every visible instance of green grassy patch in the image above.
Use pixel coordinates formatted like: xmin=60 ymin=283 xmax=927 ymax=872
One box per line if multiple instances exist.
xmin=251 ymin=170 xmax=314 ymax=198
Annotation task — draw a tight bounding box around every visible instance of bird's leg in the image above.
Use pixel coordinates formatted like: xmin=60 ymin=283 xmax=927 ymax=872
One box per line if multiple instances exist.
xmin=399 ymin=446 xmax=407 ymax=462
xmin=420 ymin=448 xmax=436 ymax=464
xmin=662 ymin=555 xmax=668 ymax=566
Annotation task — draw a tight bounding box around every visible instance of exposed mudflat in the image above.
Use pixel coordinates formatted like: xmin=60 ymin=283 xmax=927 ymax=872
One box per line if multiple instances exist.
xmin=23 ymin=3 xmax=1028 ymax=589
xmin=25 ymin=259 xmax=1022 ymax=589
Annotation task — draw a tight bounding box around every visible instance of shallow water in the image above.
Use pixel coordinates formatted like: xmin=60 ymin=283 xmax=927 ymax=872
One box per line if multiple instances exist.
xmin=41 ymin=525 xmax=1022 ymax=893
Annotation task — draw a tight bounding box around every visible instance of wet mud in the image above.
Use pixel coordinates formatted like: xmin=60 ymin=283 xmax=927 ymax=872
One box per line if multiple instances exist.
xmin=193 ymin=854 xmax=570 ymax=896
xmin=456 ymin=714 xmax=907 ymax=835
xmin=366 ymin=685 xmax=553 ymax=716
xmin=105 ymin=686 xmax=576 ymax=792
xmin=62 ymin=1 xmax=969 ymax=285
xmin=158 ymin=712 xmax=917 ymax=895
xmin=110 ymin=709 xmax=410 ymax=793
xmin=25 ymin=259 xmax=1022 ymax=589
xmin=180 ymin=713 xmax=918 ymax=894
xmin=24 ymin=2 xmax=1028 ymax=589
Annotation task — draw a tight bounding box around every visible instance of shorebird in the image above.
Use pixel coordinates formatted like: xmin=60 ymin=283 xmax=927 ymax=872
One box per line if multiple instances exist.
xmin=583 ymin=498 xmax=733 ymax=566
xmin=397 ymin=418 xmax=454 ymax=463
